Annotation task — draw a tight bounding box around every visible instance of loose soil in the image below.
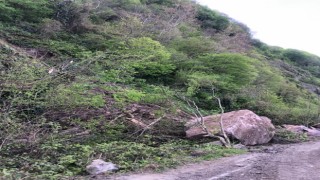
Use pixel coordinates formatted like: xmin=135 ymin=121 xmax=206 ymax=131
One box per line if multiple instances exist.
xmin=100 ymin=140 xmax=320 ymax=180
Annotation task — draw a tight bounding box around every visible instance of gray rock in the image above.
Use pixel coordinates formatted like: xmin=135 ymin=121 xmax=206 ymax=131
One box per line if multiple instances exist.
xmin=233 ymin=143 xmax=247 ymax=149
xmin=282 ymin=124 xmax=320 ymax=136
xmin=306 ymin=127 xmax=320 ymax=136
xmin=282 ymin=124 xmax=307 ymax=134
xmin=186 ymin=110 xmax=275 ymax=145
xmin=86 ymin=159 xmax=118 ymax=175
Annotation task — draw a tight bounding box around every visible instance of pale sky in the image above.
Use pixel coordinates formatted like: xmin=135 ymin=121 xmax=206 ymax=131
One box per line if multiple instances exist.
xmin=197 ymin=0 xmax=320 ymax=57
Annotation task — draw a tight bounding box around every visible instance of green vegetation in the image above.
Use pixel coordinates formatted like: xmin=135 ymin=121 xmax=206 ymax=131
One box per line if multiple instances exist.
xmin=1 ymin=140 xmax=244 ymax=179
xmin=196 ymin=6 xmax=230 ymax=31
xmin=273 ymin=128 xmax=308 ymax=143
xmin=1 ymin=0 xmax=320 ymax=178
xmin=0 ymin=0 xmax=53 ymax=23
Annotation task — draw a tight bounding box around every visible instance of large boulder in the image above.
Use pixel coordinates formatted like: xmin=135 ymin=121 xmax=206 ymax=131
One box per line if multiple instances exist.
xmin=186 ymin=110 xmax=275 ymax=145
xmin=86 ymin=159 xmax=118 ymax=175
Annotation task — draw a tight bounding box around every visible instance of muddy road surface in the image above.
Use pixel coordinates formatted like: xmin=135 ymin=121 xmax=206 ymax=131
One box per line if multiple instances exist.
xmin=103 ymin=140 xmax=320 ymax=180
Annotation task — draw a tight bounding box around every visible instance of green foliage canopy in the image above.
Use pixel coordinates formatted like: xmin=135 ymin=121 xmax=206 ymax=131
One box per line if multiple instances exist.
xmin=193 ymin=53 xmax=258 ymax=91
xmin=0 ymin=0 xmax=53 ymax=23
xmin=171 ymin=37 xmax=216 ymax=57
xmin=196 ymin=6 xmax=230 ymax=31
xmin=125 ymin=37 xmax=175 ymax=78
xmin=283 ymin=49 xmax=320 ymax=66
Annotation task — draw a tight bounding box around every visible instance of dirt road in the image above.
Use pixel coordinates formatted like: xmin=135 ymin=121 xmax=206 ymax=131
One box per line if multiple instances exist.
xmin=108 ymin=140 xmax=320 ymax=180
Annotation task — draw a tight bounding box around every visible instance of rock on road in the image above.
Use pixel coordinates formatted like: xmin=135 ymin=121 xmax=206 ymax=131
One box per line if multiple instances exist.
xmin=107 ymin=140 xmax=320 ymax=180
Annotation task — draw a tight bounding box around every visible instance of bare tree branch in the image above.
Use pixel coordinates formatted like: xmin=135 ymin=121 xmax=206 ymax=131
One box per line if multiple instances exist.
xmin=138 ymin=115 xmax=165 ymax=136
xmin=212 ymin=87 xmax=231 ymax=147
xmin=0 ymin=135 xmax=11 ymax=151
xmin=180 ymin=94 xmax=231 ymax=148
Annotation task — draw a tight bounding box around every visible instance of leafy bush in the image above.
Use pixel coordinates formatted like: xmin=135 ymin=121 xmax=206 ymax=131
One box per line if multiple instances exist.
xmin=192 ymin=53 xmax=258 ymax=92
xmin=239 ymin=81 xmax=320 ymax=125
xmin=0 ymin=0 xmax=53 ymax=23
xmin=171 ymin=37 xmax=216 ymax=57
xmin=173 ymin=53 xmax=259 ymax=109
xmin=46 ymin=83 xmax=105 ymax=109
xmin=141 ymin=0 xmax=174 ymax=6
xmin=0 ymin=47 xmax=49 ymax=121
xmin=114 ymin=88 xmax=146 ymax=103
xmin=90 ymin=8 xmax=119 ymax=24
xmin=282 ymin=49 xmax=320 ymax=77
xmin=77 ymin=33 xmax=110 ymax=51
xmin=283 ymin=49 xmax=319 ymax=66
xmin=119 ymin=0 xmax=141 ymax=5
xmin=196 ymin=6 xmax=230 ymax=31
xmin=52 ymin=0 xmax=80 ymax=24
xmin=0 ymin=2 xmax=16 ymax=22
xmin=45 ymin=40 xmax=90 ymax=57
xmin=125 ymin=37 xmax=175 ymax=78
xmin=253 ymin=40 xmax=285 ymax=60
xmin=39 ymin=18 xmax=63 ymax=38
xmin=141 ymin=85 xmax=174 ymax=105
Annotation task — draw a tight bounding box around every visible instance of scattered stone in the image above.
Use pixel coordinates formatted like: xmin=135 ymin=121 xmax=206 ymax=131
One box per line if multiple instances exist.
xmin=282 ymin=124 xmax=320 ymax=137
xmin=305 ymin=127 xmax=320 ymax=137
xmin=86 ymin=159 xmax=118 ymax=175
xmin=282 ymin=124 xmax=306 ymax=134
xmin=311 ymin=123 xmax=320 ymax=129
xmin=248 ymin=148 xmax=263 ymax=153
xmin=233 ymin=144 xmax=247 ymax=150
xmin=186 ymin=110 xmax=275 ymax=145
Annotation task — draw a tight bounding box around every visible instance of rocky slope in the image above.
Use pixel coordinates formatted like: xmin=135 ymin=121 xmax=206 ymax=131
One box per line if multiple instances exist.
xmin=1 ymin=0 xmax=320 ymax=178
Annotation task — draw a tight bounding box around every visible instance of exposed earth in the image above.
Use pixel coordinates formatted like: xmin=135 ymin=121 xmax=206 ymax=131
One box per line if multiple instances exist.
xmin=99 ymin=140 xmax=320 ymax=180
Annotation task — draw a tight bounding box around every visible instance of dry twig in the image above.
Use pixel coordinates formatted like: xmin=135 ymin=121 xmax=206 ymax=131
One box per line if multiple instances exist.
xmin=179 ymin=91 xmax=231 ymax=148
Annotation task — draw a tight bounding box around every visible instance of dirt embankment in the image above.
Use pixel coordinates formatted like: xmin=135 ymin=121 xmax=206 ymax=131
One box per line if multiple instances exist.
xmin=103 ymin=140 xmax=320 ymax=180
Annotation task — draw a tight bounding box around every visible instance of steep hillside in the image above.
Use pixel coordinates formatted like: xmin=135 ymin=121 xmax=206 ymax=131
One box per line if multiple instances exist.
xmin=1 ymin=0 xmax=320 ymax=178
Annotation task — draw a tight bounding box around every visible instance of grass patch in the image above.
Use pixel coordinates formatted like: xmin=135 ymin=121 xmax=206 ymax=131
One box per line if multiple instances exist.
xmin=273 ymin=128 xmax=308 ymax=144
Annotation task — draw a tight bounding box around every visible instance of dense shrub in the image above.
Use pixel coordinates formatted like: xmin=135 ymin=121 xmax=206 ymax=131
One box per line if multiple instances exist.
xmin=39 ymin=18 xmax=63 ymax=38
xmin=90 ymin=8 xmax=119 ymax=24
xmin=141 ymin=0 xmax=174 ymax=6
xmin=253 ymin=39 xmax=285 ymax=60
xmin=171 ymin=37 xmax=216 ymax=57
xmin=195 ymin=53 xmax=258 ymax=91
xmin=125 ymin=37 xmax=175 ymax=78
xmin=0 ymin=0 xmax=53 ymax=23
xmin=283 ymin=49 xmax=320 ymax=67
xmin=196 ymin=6 xmax=230 ymax=31
xmin=174 ymin=53 xmax=259 ymax=110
